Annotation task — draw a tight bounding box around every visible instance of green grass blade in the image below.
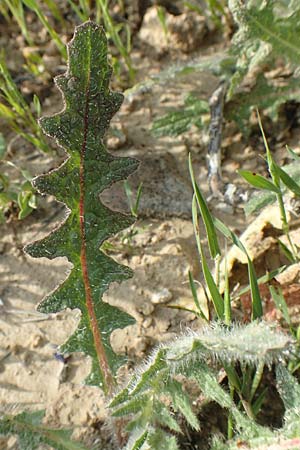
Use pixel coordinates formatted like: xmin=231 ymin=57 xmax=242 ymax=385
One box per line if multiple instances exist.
xmin=275 ymin=165 xmax=300 ymax=197
xmin=214 ymin=217 xmax=263 ymax=319
xmin=286 ymin=145 xmax=300 ymax=161
xmin=189 ymin=153 xmax=221 ymax=258
xmin=188 ymin=270 xmax=208 ymax=321
xmin=278 ymin=239 xmax=295 ymax=264
xmin=252 ymin=387 xmax=267 ymax=417
xmin=238 ymin=170 xmax=280 ymax=193
xmin=223 ymin=249 xmax=231 ymax=325
xmin=269 ymin=285 xmax=291 ymax=326
xmin=236 ymin=266 xmax=286 ymax=298
xmin=256 ymin=110 xmax=280 ymax=186
xmin=192 ymin=196 xmax=224 ymax=320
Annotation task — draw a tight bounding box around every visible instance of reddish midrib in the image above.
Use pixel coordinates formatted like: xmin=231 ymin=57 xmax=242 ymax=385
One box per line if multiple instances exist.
xmin=79 ymin=81 xmax=114 ymax=393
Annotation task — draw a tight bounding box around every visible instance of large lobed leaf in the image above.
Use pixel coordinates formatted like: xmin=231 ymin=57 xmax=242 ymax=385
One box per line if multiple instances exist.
xmin=25 ymin=21 xmax=139 ymax=392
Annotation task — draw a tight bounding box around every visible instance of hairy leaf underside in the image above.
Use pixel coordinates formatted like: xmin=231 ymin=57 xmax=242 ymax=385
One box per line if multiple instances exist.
xmin=25 ymin=21 xmax=138 ymax=391
xmin=110 ymin=322 xmax=293 ymax=449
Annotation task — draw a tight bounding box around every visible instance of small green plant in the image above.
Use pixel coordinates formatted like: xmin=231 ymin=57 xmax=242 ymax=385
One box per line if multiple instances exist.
xmin=0 ymin=54 xmax=49 ymax=153
xmin=124 ymin=180 xmax=143 ymax=218
xmin=0 ymin=53 xmax=48 ymax=221
xmin=239 ymin=112 xmax=300 ymax=262
xmin=149 ymin=1 xmax=300 ymax=141
xmin=152 ymin=93 xmax=209 ymax=137
xmin=2 ymin=0 xmax=33 ymax=45
xmin=0 ymin=159 xmax=37 ymax=223
xmin=4 ymin=0 xmax=134 ymax=82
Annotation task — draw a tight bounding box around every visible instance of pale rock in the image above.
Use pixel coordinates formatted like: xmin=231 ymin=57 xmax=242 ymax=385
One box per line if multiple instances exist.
xmin=150 ymin=288 xmax=173 ymax=304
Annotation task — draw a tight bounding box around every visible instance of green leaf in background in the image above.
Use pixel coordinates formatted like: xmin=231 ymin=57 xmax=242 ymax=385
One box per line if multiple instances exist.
xmin=226 ymin=0 xmax=300 ymax=134
xmin=0 ymin=133 xmax=6 ymax=159
xmin=286 ymin=145 xmax=300 ymax=161
xmin=25 ymin=22 xmax=139 ymax=393
xmin=17 ymin=186 xmax=37 ymax=220
xmin=230 ymin=0 xmax=300 ymax=66
xmin=152 ymin=94 xmax=209 ymax=137
xmin=0 ymin=410 xmax=88 ymax=449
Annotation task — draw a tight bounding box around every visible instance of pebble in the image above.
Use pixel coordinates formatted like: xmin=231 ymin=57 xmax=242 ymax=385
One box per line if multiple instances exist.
xmin=150 ymin=288 xmax=173 ymax=304
xmin=142 ymin=317 xmax=153 ymax=328
xmin=137 ymin=302 xmax=154 ymax=316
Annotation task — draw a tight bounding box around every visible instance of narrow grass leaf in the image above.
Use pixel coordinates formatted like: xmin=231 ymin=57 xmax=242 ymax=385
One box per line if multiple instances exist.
xmin=275 ymin=165 xmax=300 ymax=197
xmin=188 ymin=270 xmax=208 ymax=321
xmin=224 ymin=364 xmax=242 ymax=392
xmin=165 ymin=304 xmax=202 ymax=316
xmin=278 ymin=239 xmax=295 ymax=264
xmin=192 ymin=196 xmax=224 ymax=320
xmin=189 ymin=154 xmax=220 ymax=258
xmin=223 ymin=248 xmax=231 ymax=325
xmin=236 ymin=266 xmax=286 ymax=298
xmin=238 ymin=170 xmax=280 ymax=193
xmin=252 ymin=387 xmax=267 ymax=417
xmin=134 ymin=182 xmax=143 ymax=216
xmin=287 ymin=145 xmax=300 ymax=161
xmin=269 ymin=285 xmax=291 ymax=326
xmin=257 ymin=111 xmax=281 ymax=187
xmin=214 ymin=217 xmax=263 ymax=319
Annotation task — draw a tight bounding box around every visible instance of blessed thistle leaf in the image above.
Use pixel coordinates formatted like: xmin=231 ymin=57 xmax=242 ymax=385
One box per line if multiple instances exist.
xmin=25 ymin=21 xmax=139 ymax=392
xmin=152 ymin=94 xmax=209 ymax=137
xmin=110 ymin=322 xmax=293 ymax=450
xmin=229 ymin=0 xmax=300 ymax=66
xmin=0 ymin=410 xmax=88 ymax=450
xmin=226 ymin=73 xmax=300 ymax=136
xmin=276 ymin=365 xmax=300 ymax=419
xmin=225 ymin=0 xmax=300 ymax=133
